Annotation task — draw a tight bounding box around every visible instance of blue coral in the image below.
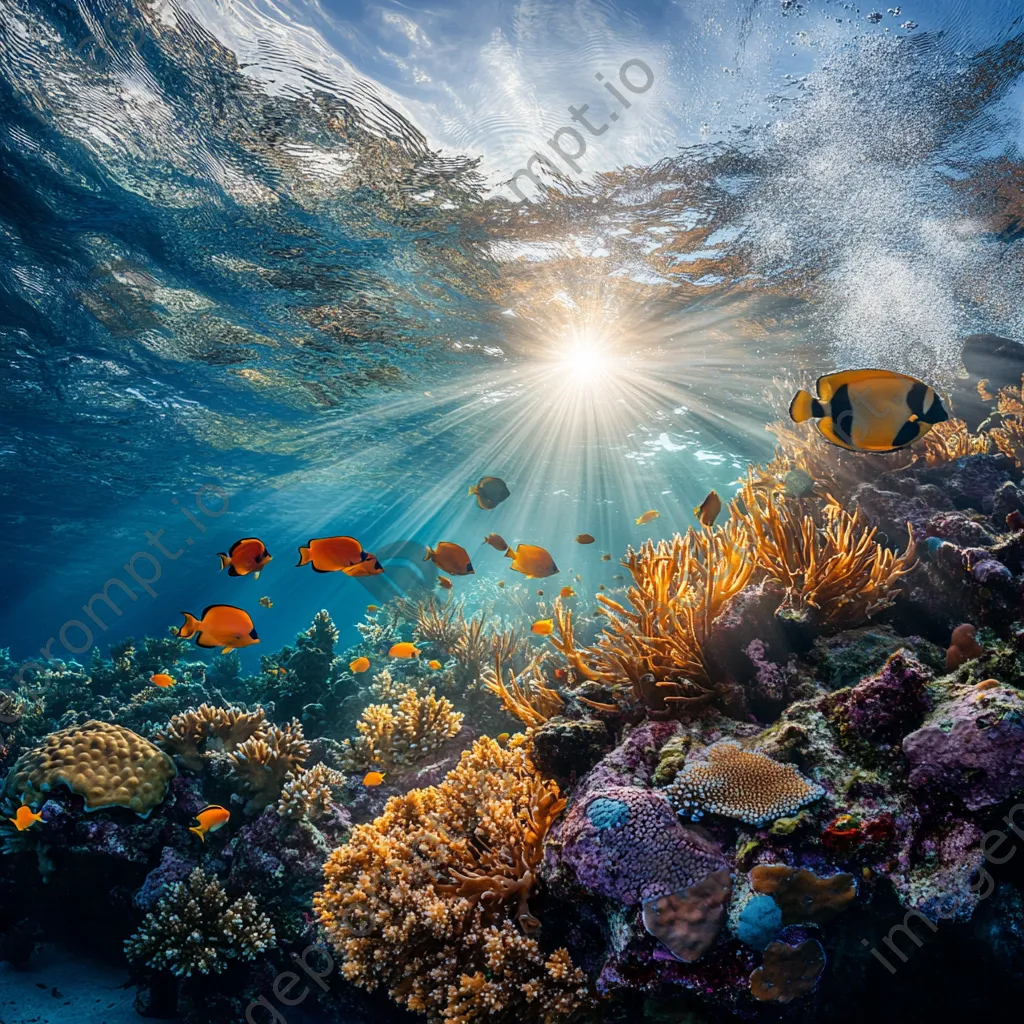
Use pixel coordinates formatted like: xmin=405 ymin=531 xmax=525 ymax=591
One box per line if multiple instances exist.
xmin=737 ymin=894 xmax=784 ymax=950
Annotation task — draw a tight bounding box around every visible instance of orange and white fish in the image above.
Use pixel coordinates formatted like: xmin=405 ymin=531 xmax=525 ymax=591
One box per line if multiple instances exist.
xmin=150 ymin=673 xmax=176 ymax=688
xmin=218 ymin=538 xmax=272 ymax=579
xmin=9 ymin=805 xmax=43 ymax=831
xmin=190 ymin=804 xmax=230 ymax=843
xmin=178 ymin=605 xmax=259 ymax=654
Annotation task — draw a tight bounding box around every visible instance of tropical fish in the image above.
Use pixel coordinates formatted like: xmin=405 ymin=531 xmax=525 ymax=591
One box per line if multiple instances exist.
xmin=258 ymin=596 xmax=273 ymax=609
xmin=190 ymin=805 xmax=230 ymax=843
xmin=693 ymin=490 xmax=722 ymax=527
xmin=342 ymin=556 xmax=384 ymax=577
xmin=389 ymin=642 xmax=422 ymax=659
xmin=362 ymin=771 xmax=386 ymax=787
xmin=612 ymin=574 xmax=624 ymax=581
xmin=598 ymin=584 xmax=606 ymax=591
xmin=635 ymin=510 xmax=659 ymax=525
xmin=531 ymin=619 xmax=554 ymax=636
xmin=438 ymin=576 xmax=453 ymax=590
xmin=178 ymin=605 xmax=259 ymax=654
xmin=428 ymin=660 xmax=442 ymax=670
xmin=575 ymin=533 xmax=596 ymax=544
xmin=790 ymin=369 xmax=949 ymax=453
xmin=150 ymin=673 xmax=175 ymax=688
xmin=297 ymin=536 xmax=370 ymax=573
xmin=484 ymin=533 xmax=509 ymax=551
xmin=497 ymin=580 xmax=505 ymax=588
xmin=505 ymin=543 xmax=558 ymax=579
xmin=349 ymin=657 xmax=370 ymax=673
xmin=536 ymin=589 xmax=544 ymax=596
xmin=469 ymin=476 xmax=511 ymax=510
xmin=497 ymin=732 xmax=510 ymax=743
xmin=560 ymin=586 xmax=575 ymax=598
xmin=424 ymin=542 xmax=474 ymax=575
xmin=9 ymin=805 xmax=42 ymax=831
xmin=217 ymin=538 xmax=272 ymax=579
xmin=601 ymin=553 xmax=612 ymax=561
xmin=367 ymin=604 xmax=379 ymax=613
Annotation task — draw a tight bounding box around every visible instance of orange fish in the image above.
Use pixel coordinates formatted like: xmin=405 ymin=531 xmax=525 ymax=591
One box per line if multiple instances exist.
xmin=554 ymin=668 xmax=567 ymax=680
xmin=428 ymin=659 xmax=442 ymax=670
xmin=531 ymin=619 xmax=554 ymax=636
xmin=367 ymin=604 xmax=379 ymax=612
xmin=178 ymin=605 xmax=259 ymax=654
xmin=297 ymin=536 xmax=370 ymax=573
xmin=9 ymin=805 xmax=43 ymax=831
xmin=342 ymin=555 xmax=384 ymax=577
xmin=484 ymin=533 xmax=510 ymax=551
xmin=150 ymin=673 xmax=176 ymax=688
xmin=389 ymin=642 xmax=422 ymax=659
xmin=349 ymin=657 xmax=370 ymax=673
xmin=362 ymin=771 xmax=386 ymax=787
xmin=601 ymin=553 xmax=612 ymax=561
xmin=693 ymin=491 xmax=722 ymax=527
xmin=217 ymin=538 xmax=272 ymax=579
xmin=537 ymin=589 xmax=544 ymax=596
xmin=425 ymin=542 xmax=474 ymax=576
xmin=635 ymin=510 xmax=659 ymax=526
xmin=438 ymin=576 xmax=453 ymax=590
xmin=506 ymin=543 xmax=558 ymax=579
xmin=497 ymin=732 xmax=510 ymax=743
xmin=575 ymin=533 xmax=596 ymax=544
xmin=469 ymin=476 xmax=510 ymax=510
xmin=560 ymin=586 xmax=575 ymax=598
xmin=190 ymin=804 xmax=230 ymax=843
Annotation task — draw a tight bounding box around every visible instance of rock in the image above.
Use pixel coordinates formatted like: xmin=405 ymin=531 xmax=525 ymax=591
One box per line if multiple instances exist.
xmin=529 ymin=716 xmax=614 ymax=784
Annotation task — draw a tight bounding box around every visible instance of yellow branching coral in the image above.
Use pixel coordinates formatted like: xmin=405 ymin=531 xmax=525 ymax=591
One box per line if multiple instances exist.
xmin=482 ymin=653 xmax=564 ymax=728
xmin=277 ymin=763 xmax=348 ymax=821
xmin=341 ymin=686 xmax=463 ymax=770
xmin=991 ymin=378 xmax=1024 ymax=467
xmin=156 ymin=704 xmax=266 ymax=772
xmin=314 ymin=736 xmax=590 ymax=1023
xmin=920 ymin=417 xmax=991 ymax=465
xmin=738 ymin=479 xmax=916 ymax=627
xmin=227 ymin=720 xmax=310 ymax=813
xmin=550 ymin=521 xmax=755 ymax=714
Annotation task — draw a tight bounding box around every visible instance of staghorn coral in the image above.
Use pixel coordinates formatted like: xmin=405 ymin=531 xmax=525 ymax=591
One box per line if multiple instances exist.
xmin=453 ymin=611 xmax=491 ymax=671
xmin=340 ymin=685 xmax=463 ymax=770
xmin=4 ymin=720 xmax=175 ymax=817
xmin=738 ymin=477 xmax=916 ymax=627
xmin=315 ymin=735 xmax=590 ymax=1023
xmin=749 ymin=865 xmax=856 ymax=924
xmin=156 ymin=703 xmax=266 ymax=771
xmin=550 ymin=521 xmax=755 ymax=714
xmin=482 ymin=652 xmax=564 ymax=728
xmin=228 ymin=720 xmax=310 ymax=813
xmin=665 ymin=742 xmax=824 ymax=826
xmin=124 ymin=867 xmax=275 ymax=976
xmin=412 ymin=596 xmax=467 ymax=654
xmin=277 ymin=763 xmax=348 ymax=821
xmin=749 ymin=939 xmax=825 ymax=1004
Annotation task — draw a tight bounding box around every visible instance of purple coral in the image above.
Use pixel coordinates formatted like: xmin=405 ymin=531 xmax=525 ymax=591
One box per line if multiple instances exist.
xmin=745 ymin=640 xmax=788 ymax=702
xmin=827 ymin=651 xmax=931 ymax=743
xmin=559 ymin=786 xmax=725 ymax=905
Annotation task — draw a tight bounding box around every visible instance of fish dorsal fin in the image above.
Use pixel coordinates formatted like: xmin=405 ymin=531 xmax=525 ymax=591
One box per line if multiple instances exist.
xmin=200 ymin=603 xmax=247 ymax=619
xmin=817 ymin=368 xmax=920 ymax=400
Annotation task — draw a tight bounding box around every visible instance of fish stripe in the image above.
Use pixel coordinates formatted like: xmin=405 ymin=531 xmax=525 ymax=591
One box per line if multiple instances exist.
xmin=829 ymin=384 xmax=855 ymax=446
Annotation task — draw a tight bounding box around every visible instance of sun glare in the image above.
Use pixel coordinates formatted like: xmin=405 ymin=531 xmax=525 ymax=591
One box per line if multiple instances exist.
xmin=553 ymin=332 xmax=617 ymax=389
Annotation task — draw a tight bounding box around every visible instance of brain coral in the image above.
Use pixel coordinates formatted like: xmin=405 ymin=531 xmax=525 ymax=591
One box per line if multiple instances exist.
xmin=665 ymin=742 xmax=824 ymax=826
xmin=4 ymin=720 xmax=175 ymax=817
xmin=560 ymin=786 xmax=726 ymax=904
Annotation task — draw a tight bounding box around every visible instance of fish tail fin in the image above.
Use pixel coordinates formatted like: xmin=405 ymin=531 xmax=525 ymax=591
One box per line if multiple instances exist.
xmin=468 ymin=484 xmax=477 ymax=495
xmin=789 ymin=389 xmax=825 ymax=423
xmin=505 ymin=548 xmax=514 ymax=557
xmin=178 ymin=613 xmax=200 ymax=639
xmin=423 ymin=546 xmax=433 ymax=562
xmin=217 ymin=552 xmax=230 ymax=570
xmin=189 ymin=827 xmax=206 ymax=843
xmin=297 ymin=545 xmax=311 ymax=567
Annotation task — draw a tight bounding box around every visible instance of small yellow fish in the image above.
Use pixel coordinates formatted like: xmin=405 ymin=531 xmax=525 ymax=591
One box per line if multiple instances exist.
xmin=497 ymin=580 xmax=505 ymax=588
xmin=497 ymin=732 xmax=510 ymax=744
xmin=438 ymin=576 xmax=453 ymax=590
xmin=362 ymin=771 xmax=386 ymax=787
xmin=635 ymin=509 xmax=659 ymax=526
xmin=150 ymin=673 xmax=175 ymax=688
xmin=389 ymin=642 xmax=422 ymax=659
xmin=693 ymin=490 xmax=722 ymax=527
xmin=190 ymin=804 xmax=230 ymax=843
xmin=428 ymin=659 xmax=442 ymax=670
xmin=9 ymin=805 xmax=43 ymax=831
xmin=367 ymin=604 xmax=379 ymax=613
xmin=560 ymin=586 xmax=575 ymax=598
xmin=350 ymin=657 xmax=371 ymax=673
xmin=601 ymin=553 xmax=612 ymax=561
xmin=259 ymin=596 xmax=273 ymax=609
xmin=531 ymin=619 xmax=554 ymax=636
xmin=575 ymin=533 xmax=596 ymax=544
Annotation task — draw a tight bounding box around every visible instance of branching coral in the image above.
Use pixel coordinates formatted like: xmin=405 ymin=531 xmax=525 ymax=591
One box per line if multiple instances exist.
xmin=277 ymin=763 xmax=348 ymax=821
xmin=991 ymin=378 xmax=1024 ymax=466
xmin=921 ymin=418 xmax=991 ymax=464
xmin=737 ymin=478 xmax=916 ymax=627
xmin=124 ymin=868 xmax=275 ymax=976
xmin=315 ymin=736 xmax=589 ymax=1023
xmin=482 ymin=653 xmax=564 ymax=728
xmin=228 ymin=720 xmax=310 ymax=813
xmin=156 ymin=704 xmax=266 ymax=771
xmin=340 ymin=685 xmax=463 ymax=770
xmin=412 ymin=596 xmax=467 ymax=654
xmin=550 ymin=521 xmax=755 ymax=714
xmin=453 ymin=611 xmax=491 ymax=671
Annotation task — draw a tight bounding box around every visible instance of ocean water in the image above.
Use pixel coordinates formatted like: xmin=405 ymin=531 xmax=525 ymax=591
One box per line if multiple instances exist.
xmin=1 ymin=0 xmax=1024 ymax=1020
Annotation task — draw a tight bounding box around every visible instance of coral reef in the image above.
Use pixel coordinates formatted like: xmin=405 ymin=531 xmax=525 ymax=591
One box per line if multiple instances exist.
xmin=749 ymin=939 xmax=825 ymax=1004
xmin=749 ymin=865 xmax=856 ymax=924
xmin=227 ymin=719 xmax=310 ymax=812
xmin=277 ymin=762 xmax=347 ymax=820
